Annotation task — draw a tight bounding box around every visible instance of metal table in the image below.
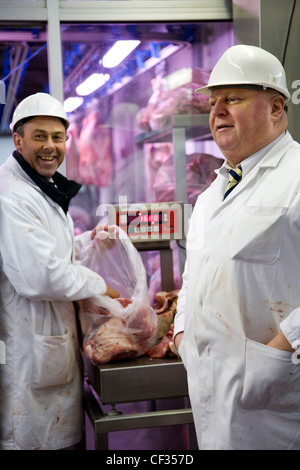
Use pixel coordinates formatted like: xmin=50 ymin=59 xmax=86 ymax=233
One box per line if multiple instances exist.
xmin=83 ymin=355 xmax=195 ymax=450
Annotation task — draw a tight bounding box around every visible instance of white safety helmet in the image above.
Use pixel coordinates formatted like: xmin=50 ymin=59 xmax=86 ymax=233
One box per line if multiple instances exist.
xmin=195 ymin=44 xmax=290 ymax=101
xmin=10 ymin=92 xmax=70 ymax=132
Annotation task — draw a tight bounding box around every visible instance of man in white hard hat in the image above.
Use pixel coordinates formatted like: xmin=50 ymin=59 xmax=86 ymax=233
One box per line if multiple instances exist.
xmin=174 ymin=45 xmax=300 ymax=449
xmin=0 ymin=93 xmax=119 ymax=450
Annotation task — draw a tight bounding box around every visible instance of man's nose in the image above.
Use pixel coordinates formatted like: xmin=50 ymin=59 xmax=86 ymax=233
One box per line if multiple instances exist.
xmin=210 ymin=100 xmax=227 ymax=117
xmin=42 ymin=137 xmax=56 ymax=149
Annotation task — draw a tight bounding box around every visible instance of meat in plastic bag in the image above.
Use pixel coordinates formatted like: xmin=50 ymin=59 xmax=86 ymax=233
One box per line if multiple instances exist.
xmin=77 ymin=226 xmax=158 ymax=364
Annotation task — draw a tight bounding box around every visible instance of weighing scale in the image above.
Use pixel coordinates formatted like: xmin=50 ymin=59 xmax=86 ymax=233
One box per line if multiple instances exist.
xmin=107 ymin=201 xmax=186 ymax=291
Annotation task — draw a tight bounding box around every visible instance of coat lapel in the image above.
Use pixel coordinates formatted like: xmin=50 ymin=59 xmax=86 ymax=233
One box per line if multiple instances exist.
xmin=206 ymin=132 xmax=295 ymax=217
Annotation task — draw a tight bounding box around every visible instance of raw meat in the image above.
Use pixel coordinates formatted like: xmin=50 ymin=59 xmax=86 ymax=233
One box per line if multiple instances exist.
xmin=79 ymin=297 xmax=132 ymax=337
xmin=78 ymin=298 xmax=110 ymax=337
xmin=153 ymin=152 xmax=223 ymax=205
xmin=154 ymin=290 xmax=179 ymax=339
xmin=147 ymin=324 xmax=177 ymax=358
xmin=77 ymin=226 xmax=158 ymax=364
xmin=126 ymin=304 xmax=157 ymax=340
xmin=84 ymin=317 xmax=137 ymax=364
xmin=78 ymin=111 xmax=113 ymax=187
xmin=186 ymin=153 xmax=224 ymax=205
xmin=149 ymin=87 xmax=210 ymax=131
xmin=136 ymin=68 xmax=211 ymax=132
xmin=116 ymin=298 xmax=132 ymax=308
xmin=146 ymin=291 xmax=182 ymax=358
xmin=83 ymin=303 xmax=157 ymax=364
xmin=65 ymin=120 xmax=82 ymax=182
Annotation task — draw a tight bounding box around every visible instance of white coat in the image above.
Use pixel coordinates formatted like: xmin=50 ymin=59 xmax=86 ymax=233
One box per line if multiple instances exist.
xmin=174 ymin=131 xmax=300 ymax=450
xmin=0 ymin=155 xmax=106 ymax=450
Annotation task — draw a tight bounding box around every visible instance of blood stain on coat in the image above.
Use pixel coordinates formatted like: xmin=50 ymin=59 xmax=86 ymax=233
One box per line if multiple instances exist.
xmin=269 ymin=301 xmax=291 ymax=319
xmin=216 ymin=312 xmax=232 ymax=340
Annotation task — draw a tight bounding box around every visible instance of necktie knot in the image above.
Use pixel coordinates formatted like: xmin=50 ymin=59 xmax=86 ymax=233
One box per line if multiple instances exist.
xmin=223 ymin=165 xmax=242 ymax=200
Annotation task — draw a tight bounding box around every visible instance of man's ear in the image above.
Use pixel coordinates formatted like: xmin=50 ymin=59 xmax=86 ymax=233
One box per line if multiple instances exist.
xmin=13 ymin=132 xmax=22 ymax=151
xmin=271 ymin=94 xmax=286 ymax=120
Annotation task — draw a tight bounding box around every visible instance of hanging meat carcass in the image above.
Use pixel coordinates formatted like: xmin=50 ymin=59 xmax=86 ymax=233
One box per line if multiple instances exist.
xmin=78 ymin=111 xmax=113 ymax=187
xmin=65 ymin=120 xmax=82 ymax=183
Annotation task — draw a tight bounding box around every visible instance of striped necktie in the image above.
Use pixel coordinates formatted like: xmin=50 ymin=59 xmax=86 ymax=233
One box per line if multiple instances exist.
xmin=223 ymin=165 xmax=242 ymax=200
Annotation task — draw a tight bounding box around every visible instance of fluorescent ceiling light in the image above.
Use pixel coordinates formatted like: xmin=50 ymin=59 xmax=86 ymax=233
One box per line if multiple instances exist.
xmin=102 ymin=40 xmax=141 ymax=68
xmin=64 ymin=96 xmax=83 ymax=112
xmin=76 ymin=73 xmax=110 ymax=96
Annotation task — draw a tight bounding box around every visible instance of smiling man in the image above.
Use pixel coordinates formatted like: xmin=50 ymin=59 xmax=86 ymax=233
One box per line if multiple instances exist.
xmin=13 ymin=115 xmax=67 ymax=180
xmin=0 ymin=93 xmax=119 ymax=450
xmin=174 ymin=45 xmax=300 ymax=450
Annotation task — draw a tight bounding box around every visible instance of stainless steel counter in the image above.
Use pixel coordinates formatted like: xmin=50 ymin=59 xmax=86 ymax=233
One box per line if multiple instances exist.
xmin=83 ymin=355 xmax=195 ymax=450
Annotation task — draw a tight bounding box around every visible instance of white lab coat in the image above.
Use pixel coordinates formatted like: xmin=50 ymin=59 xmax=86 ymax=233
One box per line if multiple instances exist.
xmin=174 ymin=132 xmax=300 ymax=450
xmin=0 ymin=155 xmax=106 ymax=450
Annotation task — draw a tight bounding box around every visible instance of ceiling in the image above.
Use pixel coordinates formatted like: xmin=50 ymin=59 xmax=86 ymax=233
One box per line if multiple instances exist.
xmin=0 ymin=22 xmax=205 ymax=135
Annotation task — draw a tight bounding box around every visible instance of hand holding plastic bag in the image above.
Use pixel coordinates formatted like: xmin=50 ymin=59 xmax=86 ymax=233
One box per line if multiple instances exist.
xmin=77 ymin=226 xmax=158 ymax=364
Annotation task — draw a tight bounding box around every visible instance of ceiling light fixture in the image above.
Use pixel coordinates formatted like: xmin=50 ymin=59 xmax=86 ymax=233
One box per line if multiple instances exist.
xmin=64 ymin=96 xmax=83 ymax=112
xmin=76 ymin=72 xmax=110 ymax=96
xmin=102 ymin=40 xmax=141 ymax=68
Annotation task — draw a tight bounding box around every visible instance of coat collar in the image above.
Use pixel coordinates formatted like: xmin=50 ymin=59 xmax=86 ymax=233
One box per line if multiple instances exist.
xmin=258 ymin=131 xmax=295 ymax=169
xmin=210 ymin=131 xmax=295 ymax=208
xmin=10 ymin=151 xmax=81 ymax=214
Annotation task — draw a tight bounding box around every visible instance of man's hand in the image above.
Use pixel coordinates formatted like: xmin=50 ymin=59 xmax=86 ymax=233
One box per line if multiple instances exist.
xmin=91 ymin=224 xmax=118 ymax=250
xmin=174 ymin=331 xmax=184 ymax=352
xmin=105 ymin=283 xmax=120 ymax=299
xmin=91 ymin=224 xmax=118 ymax=240
xmin=267 ymin=330 xmax=295 ymax=352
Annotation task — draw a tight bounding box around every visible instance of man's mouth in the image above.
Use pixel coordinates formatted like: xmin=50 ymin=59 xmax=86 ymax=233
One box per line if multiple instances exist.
xmin=216 ymin=124 xmax=232 ymax=131
xmin=39 ymin=155 xmax=55 ymax=161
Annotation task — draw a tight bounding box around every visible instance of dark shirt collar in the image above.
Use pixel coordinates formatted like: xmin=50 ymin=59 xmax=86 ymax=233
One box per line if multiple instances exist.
xmin=13 ymin=150 xmax=81 ymax=214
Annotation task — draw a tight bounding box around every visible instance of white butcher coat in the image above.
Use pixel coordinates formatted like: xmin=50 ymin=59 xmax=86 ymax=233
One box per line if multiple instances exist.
xmin=174 ymin=131 xmax=300 ymax=450
xmin=0 ymin=155 xmax=106 ymax=450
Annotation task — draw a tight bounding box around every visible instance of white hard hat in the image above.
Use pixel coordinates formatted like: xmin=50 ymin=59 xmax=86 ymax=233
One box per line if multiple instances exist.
xmin=10 ymin=92 xmax=70 ymax=132
xmin=195 ymin=44 xmax=290 ymax=101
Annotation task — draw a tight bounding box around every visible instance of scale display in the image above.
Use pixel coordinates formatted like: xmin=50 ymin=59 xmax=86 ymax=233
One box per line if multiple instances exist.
xmin=108 ymin=201 xmax=184 ymax=242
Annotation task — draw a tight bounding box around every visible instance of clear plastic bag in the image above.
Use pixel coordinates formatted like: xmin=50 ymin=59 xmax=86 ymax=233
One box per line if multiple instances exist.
xmin=77 ymin=226 xmax=158 ymax=364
